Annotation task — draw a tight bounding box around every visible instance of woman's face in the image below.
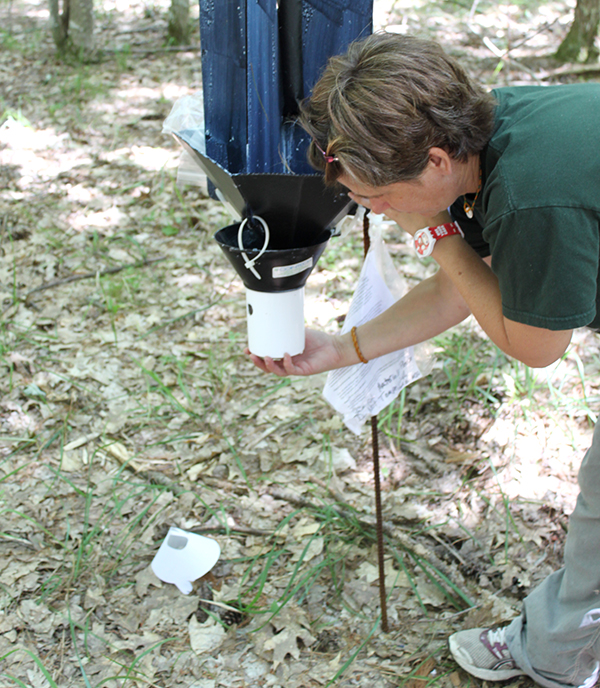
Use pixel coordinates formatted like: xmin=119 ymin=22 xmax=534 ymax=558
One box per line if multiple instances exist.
xmin=337 ymin=149 xmax=465 ymax=218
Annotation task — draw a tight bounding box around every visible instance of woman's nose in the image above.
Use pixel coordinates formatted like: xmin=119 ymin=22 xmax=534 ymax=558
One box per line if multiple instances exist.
xmin=370 ymin=198 xmax=389 ymax=214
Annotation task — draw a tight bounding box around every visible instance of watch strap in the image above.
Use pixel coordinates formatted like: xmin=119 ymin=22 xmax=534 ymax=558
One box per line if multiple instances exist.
xmin=429 ymin=222 xmax=463 ymax=241
xmin=414 ymin=221 xmax=463 ymax=258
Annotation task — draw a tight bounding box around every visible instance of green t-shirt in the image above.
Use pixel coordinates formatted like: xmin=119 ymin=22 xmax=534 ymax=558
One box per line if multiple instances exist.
xmin=450 ymin=84 xmax=600 ymax=331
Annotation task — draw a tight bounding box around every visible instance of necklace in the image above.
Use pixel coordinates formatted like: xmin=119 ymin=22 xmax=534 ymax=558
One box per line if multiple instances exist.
xmin=463 ymin=164 xmax=482 ymax=219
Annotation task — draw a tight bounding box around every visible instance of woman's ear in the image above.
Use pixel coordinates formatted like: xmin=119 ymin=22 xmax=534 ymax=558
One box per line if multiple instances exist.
xmin=428 ymin=147 xmax=453 ymax=174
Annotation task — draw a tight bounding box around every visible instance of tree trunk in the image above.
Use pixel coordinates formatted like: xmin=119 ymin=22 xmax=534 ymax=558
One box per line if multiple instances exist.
xmin=168 ymin=0 xmax=190 ymax=45
xmin=555 ymin=0 xmax=600 ymax=63
xmin=48 ymin=0 xmax=94 ymax=57
xmin=68 ymin=0 xmax=94 ymax=53
xmin=48 ymin=0 xmax=69 ymax=50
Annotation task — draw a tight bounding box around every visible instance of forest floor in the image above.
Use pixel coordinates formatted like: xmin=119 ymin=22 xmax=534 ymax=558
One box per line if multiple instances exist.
xmin=2 ymin=0 xmax=600 ymax=686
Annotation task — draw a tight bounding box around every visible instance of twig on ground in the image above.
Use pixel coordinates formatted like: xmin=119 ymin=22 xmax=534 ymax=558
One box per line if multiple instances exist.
xmin=193 ymin=525 xmax=273 ymax=537
xmin=508 ymin=16 xmax=562 ymax=52
xmin=197 ymin=598 xmax=241 ymax=613
xmin=138 ymin=290 xmax=226 ymax=337
xmin=267 ymin=486 xmax=470 ymax=599
xmin=243 ymin=422 xmax=292 ymax=451
xmin=25 ymin=256 xmax=166 ymax=296
xmin=104 ymin=45 xmax=201 ymax=56
xmin=142 ymin=468 xmax=250 ymax=496
xmin=543 ymin=63 xmax=600 ymax=79
xmin=480 ymin=35 xmax=544 ymax=84
xmin=0 ymin=534 xmax=38 ymax=550
xmin=308 ymin=475 xmax=347 ymax=504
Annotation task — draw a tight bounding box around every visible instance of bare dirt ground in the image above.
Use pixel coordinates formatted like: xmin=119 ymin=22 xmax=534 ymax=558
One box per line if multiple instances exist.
xmin=2 ymin=1 xmax=600 ymax=686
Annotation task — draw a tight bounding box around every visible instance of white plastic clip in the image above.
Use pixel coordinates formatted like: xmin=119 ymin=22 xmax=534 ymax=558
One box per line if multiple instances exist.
xmin=237 ymin=215 xmax=270 ymax=280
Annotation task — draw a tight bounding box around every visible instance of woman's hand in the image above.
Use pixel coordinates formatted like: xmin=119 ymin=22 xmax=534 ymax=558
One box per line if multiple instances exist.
xmin=246 ymin=328 xmax=348 ymax=377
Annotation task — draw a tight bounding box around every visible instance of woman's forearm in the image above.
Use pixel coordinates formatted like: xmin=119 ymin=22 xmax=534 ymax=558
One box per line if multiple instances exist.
xmin=340 ymin=235 xmax=571 ymax=369
xmin=336 ymin=266 xmax=471 ymax=365
xmin=429 ymin=236 xmax=571 ymax=366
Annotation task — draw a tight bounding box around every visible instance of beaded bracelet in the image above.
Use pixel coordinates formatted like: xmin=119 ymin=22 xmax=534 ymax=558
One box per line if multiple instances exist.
xmin=351 ymin=326 xmax=368 ymax=364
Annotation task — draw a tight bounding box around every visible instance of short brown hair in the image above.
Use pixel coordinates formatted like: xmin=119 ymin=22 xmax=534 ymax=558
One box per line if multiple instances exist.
xmin=299 ymin=33 xmax=496 ymax=186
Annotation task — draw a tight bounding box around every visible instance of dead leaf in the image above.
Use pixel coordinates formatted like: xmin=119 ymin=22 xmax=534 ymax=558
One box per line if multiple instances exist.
xmin=406 ymin=658 xmax=437 ymax=688
xmin=188 ymin=616 xmax=226 ymax=654
xmin=263 ymin=621 xmax=315 ymax=668
xmin=103 ymin=440 xmax=143 ymax=471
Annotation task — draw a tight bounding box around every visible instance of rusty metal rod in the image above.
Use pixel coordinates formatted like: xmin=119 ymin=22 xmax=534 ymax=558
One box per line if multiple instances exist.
xmin=371 ymin=415 xmax=389 ymax=631
xmin=362 ymin=209 xmax=389 ymax=632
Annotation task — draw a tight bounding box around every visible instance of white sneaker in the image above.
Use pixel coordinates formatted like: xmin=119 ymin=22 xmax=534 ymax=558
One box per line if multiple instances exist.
xmin=449 ymin=627 xmax=526 ymax=680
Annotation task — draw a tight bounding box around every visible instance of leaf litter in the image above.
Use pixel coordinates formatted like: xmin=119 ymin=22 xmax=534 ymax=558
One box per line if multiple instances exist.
xmin=1 ymin=0 xmax=600 ymax=686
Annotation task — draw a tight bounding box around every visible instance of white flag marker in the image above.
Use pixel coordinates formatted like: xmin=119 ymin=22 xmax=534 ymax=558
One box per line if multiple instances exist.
xmin=151 ymin=526 xmax=220 ymax=594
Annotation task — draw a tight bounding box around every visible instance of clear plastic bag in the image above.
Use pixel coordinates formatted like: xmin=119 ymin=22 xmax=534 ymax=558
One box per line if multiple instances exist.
xmin=368 ymin=221 xmax=434 ymax=375
xmin=163 ymin=93 xmax=208 ymax=192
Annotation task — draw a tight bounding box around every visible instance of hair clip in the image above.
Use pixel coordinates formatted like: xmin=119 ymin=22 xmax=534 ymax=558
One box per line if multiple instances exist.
xmin=313 ymin=140 xmax=339 ymax=164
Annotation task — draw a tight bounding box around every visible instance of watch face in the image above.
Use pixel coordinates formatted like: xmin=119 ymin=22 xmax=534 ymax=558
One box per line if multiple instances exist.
xmin=414 ymin=228 xmax=434 ymax=257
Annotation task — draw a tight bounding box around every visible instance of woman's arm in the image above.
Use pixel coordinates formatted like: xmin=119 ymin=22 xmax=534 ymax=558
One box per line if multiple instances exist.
xmin=382 ymin=207 xmax=573 ymax=367
xmin=249 ymin=212 xmax=572 ymax=377
xmin=430 ymin=235 xmax=572 ymax=367
xmin=248 ymin=264 xmax=472 ymax=377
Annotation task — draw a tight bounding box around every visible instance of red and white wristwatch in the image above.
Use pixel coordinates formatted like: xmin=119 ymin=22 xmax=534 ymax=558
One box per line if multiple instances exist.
xmin=413 ymin=221 xmax=464 ymax=258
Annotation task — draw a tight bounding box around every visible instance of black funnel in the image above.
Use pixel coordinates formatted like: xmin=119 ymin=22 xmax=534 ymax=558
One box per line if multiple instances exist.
xmin=173 ymin=128 xmax=355 ymax=358
xmin=173 ymin=129 xmax=354 ymax=241
xmin=215 ymin=221 xmax=330 ymax=293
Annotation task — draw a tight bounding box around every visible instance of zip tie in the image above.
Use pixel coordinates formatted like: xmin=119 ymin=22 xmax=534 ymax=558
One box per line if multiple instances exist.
xmin=238 ymin=215 xmax=270 ymax=280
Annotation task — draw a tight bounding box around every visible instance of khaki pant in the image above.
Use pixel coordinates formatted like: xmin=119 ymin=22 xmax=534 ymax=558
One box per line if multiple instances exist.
xmin=506 ymin=421 xmax=600 ymax=687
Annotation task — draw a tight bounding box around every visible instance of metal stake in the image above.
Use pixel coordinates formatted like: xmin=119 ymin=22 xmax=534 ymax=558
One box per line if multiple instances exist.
xmin=362 ymin=210 xmax=389 ymax=632
xmin=371 ymin=415 xmax=389 ymax=631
